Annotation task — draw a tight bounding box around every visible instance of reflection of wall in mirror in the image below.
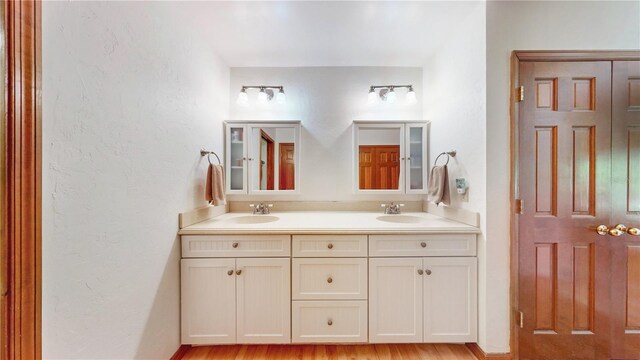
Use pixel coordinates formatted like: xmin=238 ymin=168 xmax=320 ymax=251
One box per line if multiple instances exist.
xmin=359 ymin=128 xmax=400 ymax=145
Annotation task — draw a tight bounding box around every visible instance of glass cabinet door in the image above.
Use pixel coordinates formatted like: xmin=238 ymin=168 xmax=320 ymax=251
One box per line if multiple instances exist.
xmin=226 ymin=125 xmax=247 ymax=193
xmin=405 ymin=123 xmax=428 ymax=194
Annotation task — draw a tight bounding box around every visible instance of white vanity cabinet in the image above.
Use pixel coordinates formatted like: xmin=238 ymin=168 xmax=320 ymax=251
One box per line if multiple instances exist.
xmin=181 ymin=236 xmax=291 ymax=345
xmin=368 ymin=235 xmax=478 ymax=344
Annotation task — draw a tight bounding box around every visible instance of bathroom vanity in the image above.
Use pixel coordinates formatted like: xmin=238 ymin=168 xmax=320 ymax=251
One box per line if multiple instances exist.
xmin=178 ymin=211 xmax=478 ymax=345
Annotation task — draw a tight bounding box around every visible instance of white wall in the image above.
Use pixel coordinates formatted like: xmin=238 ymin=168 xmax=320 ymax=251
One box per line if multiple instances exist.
xmin=485 ymin=0 xmax=640 ymax=354
xmin=229 ymin=67 xmax=423 ymax=201
xmin=42 ymin=2 xmax=229 ymax=359
xmin=422 ymin=0 xmax=492 ymax=351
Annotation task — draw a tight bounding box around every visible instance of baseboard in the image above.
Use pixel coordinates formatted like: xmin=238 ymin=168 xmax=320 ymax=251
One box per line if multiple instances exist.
xmin=466 ymin=343 xmax=511 ymax=360
xmin=170 ymin=345 xmax=191 ymax=360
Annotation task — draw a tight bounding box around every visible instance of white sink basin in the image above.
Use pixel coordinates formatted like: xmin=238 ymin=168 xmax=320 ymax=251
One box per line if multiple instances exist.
xmin=228 ymin=215 xmax=280 ymax=224
xmin=376 ymin=215 xmax=427 ymax=224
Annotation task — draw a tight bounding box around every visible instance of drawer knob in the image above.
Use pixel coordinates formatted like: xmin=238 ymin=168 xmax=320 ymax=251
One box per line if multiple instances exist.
xmin=420 ymin=242 xmax=427 ymax=248
xmin=236 ymin=269 xmax=242 ymax=275
xmin=232 ymin=242 xmax=239 ymax=248
xmin=327 ymin=243 xmax=334 ymax=249
xmin=417 ymin=269 xmax=424 ymax=275
xmin=425 ymin=269 xmax=432 ymax=275
xmin=227 ymin=270 xmax=234 ymax=276
xmin=327 ymin=277 xmax=333 ymax=284
xmin=327 ymin=319 xmax=333 ymax=326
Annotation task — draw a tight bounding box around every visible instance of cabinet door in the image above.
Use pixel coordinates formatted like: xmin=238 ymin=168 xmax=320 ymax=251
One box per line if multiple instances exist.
xmin=236 ymin=258 xmax=291 ymax=343
xmin=181 ymin=259 xmax=236 ymax=345
xmin=405 ymin=123 xmax=428 ymax=194
xmin=423 ymin=257 xmax=477 ymax=342
xmin=369 ymin=258 xmax=423 ymax=343
xmin=226 ymin=124 xmax=247 ymax=194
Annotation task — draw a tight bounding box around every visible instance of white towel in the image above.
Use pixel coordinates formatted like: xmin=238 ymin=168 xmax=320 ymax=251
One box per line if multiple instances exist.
xmin=427 ymin=165 xmax=450 ymax=206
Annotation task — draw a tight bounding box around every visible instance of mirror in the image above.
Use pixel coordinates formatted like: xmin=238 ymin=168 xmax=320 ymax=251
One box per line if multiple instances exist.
xmin=250 ymin=125 xmax=297 ymax=191
xmin=356 ymin=125 xmax=402 ymax=190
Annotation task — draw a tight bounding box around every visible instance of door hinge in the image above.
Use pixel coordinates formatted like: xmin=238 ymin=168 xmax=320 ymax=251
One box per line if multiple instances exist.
xmin=519 ymin=311 xmax=524 ymax=328
xmin=517 ymin=86 xmax=524 ymax=102
xmin=515 ymin=199 xmax=524 ymax=215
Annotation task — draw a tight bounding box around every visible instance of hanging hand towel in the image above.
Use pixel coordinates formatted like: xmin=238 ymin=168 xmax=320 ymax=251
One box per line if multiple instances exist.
xmin=205 ymin=164 xmax=227 ymax=206
xmin=427 ymin=165 xmax=450 ymax=206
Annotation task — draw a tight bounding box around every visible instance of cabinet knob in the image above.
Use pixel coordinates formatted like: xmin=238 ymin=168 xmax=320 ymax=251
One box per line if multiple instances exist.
xmin=232 ymin=242 xmax=239 ymax=248
xmin=420 ymin=242 xmax=427 ymax=248
xmin=327 ymin=243 xmax=334 ymax=249
xmin=236 ymin=269 xmax=242 ymax=275
xmin=417 ymin=269 xmax=424 ymax=275
xmin=327 ymin=277 xmax=333 ymax=284
xmin=425 ymin=269 xmax=432 ymax=275
xmin=227 ymin=270 xmax=234 ymax=276
xmin=327 ymin=319 xmax=333 ymax=326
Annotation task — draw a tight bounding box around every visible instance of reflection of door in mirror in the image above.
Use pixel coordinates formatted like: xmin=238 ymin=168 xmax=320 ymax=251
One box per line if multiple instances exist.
xmin=279 ymin=143 xmax=295 ymax=190
xmin=260 ymin=130 xmax=274 ymax=190
xmin=359 ymin=146 xmax=400 ymax=190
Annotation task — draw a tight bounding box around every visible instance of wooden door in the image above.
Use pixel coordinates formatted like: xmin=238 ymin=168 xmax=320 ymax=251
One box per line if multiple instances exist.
xmin=423 ymin=257 xmax=477 ymax=343
xmin=610 ymin=60 xmax=640 ymax=360
xmin=375 ymin=145 xmax=400 ymax=189
xmin=369 ymin=258 xmax=423 ymax=343
xmin=279 ymin=143 xmax=295 ymax=190
xmin=180 ymin=259 xmax=236 ymax=344
xmin=359 ymin=146 xmax=375 ymax=189
xmin=518 ymin=61 xmax=612 ymax=359
xmin=236 ymin=258 xmax=291 ymax=344
xmin=260 ymin=130 xmax=274 ymax=190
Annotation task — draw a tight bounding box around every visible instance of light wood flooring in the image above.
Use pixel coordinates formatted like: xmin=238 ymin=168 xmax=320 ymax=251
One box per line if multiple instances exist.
xmin=179 ymin=344 xmax=479 ymax=360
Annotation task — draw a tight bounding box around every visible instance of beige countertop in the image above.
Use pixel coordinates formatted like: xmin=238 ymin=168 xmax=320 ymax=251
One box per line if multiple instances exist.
xmin=178 ymin=211 xmax=480 ymax=235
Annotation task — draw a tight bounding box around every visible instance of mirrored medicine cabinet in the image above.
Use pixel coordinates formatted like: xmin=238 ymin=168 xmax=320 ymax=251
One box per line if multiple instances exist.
xmin=353 ymin=121 xmax=429 ymax=194
xmin=225 ymin=120 xmax=301 ymax=195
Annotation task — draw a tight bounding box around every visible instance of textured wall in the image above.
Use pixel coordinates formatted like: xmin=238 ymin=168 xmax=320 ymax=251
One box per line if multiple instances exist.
xmin=229 ymin=67 xmax=423 ymax=201
xmin=42 ymin=2 xmax=229 ymax=358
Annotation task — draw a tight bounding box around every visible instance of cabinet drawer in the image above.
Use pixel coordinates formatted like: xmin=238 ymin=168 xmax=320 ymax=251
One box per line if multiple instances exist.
xmin=369 ymin=234 xmax=476 ymax=257
xmin=292 ymin=258 xmax=367 ymax=300
xmin=292 ymin=301 xmax=367 ymax=343
xmin=182 ymin=235 xmax=291 ymax=258
xmin=292 ymin=235 xmax=367 ymax=257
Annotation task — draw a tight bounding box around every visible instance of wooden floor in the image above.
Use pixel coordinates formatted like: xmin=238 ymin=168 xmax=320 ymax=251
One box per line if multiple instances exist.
xmin=180 ymin=344 xmax=478 ymax=360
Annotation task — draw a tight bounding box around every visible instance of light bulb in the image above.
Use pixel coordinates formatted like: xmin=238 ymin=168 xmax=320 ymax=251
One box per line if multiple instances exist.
xmin=257 ymin=88 xmax=268 ymax=103
xmin=368 ymin=88 xmax=377 ymax=104
xmin=406 ymin=87 xmax=417 ymax=104
xmin=386 ymin=88 xmax=397 ymax=103
xmin=276 ymin=88 xmax=286 ymax=104
xmin=236 ymin=88 xmax=248 ymax=106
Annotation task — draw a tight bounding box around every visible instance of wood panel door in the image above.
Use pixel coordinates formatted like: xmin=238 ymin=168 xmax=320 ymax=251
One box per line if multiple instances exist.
xmin=518 ymin=61 xmax=612 ymax=360
xmin=236 ymin=258 xmax=291 ymax=344
xmin=610 ymin=60 xmax=640 ymax=360
xmin=279 ymin=143 xmax=295 ymax=190
xmin=358 ymin=145 xmax=400 ymax=190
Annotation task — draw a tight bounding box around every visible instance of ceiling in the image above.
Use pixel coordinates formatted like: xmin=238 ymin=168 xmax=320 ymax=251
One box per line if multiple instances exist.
xmin=173 ymin=1 xmax=483 ymax=67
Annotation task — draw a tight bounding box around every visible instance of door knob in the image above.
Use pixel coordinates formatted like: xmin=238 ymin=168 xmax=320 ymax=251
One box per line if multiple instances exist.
xmin=425 ymin=269 xmax=432 ymax=275
xmin=628 ymin=228 xmax=640 ymax=236
xmin=417 ymin=269 xmax=424 ymax=275
xmin=327 ymin=277 xmax=333 ymax=283
xmin=236 ymin=269 xmax=242 ymax=275
xmin=327 ymin=319 xmax=333 ymax=326
xmin=327 ymin=243 xmax=334 ymax=249
xmin=597 ymin=225 xmax=625 ymax=236
xmin=227 ymin=270 xmax=234 ymax=276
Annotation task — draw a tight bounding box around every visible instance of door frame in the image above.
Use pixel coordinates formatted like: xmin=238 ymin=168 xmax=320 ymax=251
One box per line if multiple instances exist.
xmin=259 ymin=130 xmax=274 ymax=190
xmin=1 ymin=1 xmax=43 ymax=359
xmin=509 ymin=50 xmax=640 ymax=359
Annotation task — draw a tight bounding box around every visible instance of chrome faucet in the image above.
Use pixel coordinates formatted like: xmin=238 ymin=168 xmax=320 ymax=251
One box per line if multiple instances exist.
xmin=250 ymin=203 xmax=273 ymax=215
xmin=381 ymin=202 xmax=404 ymax=214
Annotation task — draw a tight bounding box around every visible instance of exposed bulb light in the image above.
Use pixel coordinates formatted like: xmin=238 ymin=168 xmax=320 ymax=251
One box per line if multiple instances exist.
xmin=257 ymin=88 xmax=268 ymax=104
xmin=406 ymin=86 xmax=417 ymax=104
xmin=368 ymin=87 xmax=377 ymax=104
xmin=236 ymin=88 xmax=248 ymax=106
xmin=276 ymin=88 xmax=286 ymax=104
xmin=386 ymin=87 xmax=397 ymax=103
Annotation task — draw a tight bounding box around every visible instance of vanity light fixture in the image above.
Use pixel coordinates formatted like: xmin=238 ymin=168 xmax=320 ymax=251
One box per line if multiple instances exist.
xmin=236 ymin=85 xmax=285 ymax=105
xmin=368 ymin=85 xmax=417 ymax=104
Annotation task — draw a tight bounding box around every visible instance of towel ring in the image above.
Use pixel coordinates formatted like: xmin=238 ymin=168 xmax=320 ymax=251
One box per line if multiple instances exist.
xmin=434 ymin=150 xmax=457 ymax=166
xmin=200 ymin=149 xmax=221 ymax=165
